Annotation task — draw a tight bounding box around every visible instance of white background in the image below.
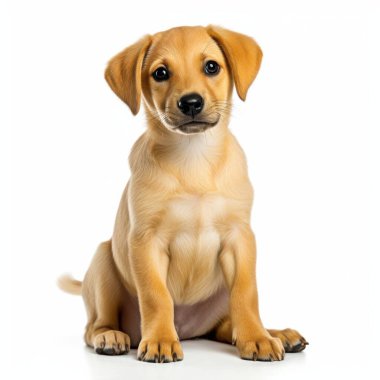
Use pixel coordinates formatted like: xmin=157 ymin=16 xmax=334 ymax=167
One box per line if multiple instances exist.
xmin=6 ymin=0 xmax=380 ymax=379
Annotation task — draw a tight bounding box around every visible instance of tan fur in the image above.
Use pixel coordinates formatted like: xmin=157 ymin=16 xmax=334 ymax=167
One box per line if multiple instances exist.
xmin=57 ymin=274 xmax=82 ymax=295
xmin=60 ymin=25 xmax=308 ymax=363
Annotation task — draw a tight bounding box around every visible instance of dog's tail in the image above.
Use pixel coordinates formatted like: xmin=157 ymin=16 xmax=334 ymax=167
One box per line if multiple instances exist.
xmin=57 ymin=274 xmax=82 ymax=296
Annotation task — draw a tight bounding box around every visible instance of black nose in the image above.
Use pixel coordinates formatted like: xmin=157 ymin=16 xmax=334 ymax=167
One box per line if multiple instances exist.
xmin=177 ymin=93 xmax=204 ymax=116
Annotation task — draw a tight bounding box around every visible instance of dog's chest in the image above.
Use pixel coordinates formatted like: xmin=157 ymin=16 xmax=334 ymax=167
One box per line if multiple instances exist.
xmin=164 ymin=194 xmax=228 ymax=305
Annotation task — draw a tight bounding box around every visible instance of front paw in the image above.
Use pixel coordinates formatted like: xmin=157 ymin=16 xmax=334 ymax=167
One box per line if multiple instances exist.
xmin=137 ymin=337 xmax=183 ymax=363
xmin=237 ymin=335 xmax=285 ymax=361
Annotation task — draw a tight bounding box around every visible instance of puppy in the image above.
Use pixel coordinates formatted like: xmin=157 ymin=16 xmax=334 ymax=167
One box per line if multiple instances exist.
xmin=59 ymin=25 xmax=308 ymax=363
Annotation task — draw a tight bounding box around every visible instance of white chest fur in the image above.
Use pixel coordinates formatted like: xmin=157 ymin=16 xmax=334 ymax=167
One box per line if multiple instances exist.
xmin=163 ymin=193 xmax=228 ymax=305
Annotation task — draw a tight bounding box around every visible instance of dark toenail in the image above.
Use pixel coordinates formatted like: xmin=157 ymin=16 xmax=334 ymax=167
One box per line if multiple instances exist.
xmin=291 ymin=343 xmax=304 ymax=352
xmin=257 ymin=357 xmax=271 ymax=362
xmin=103 ymin=348 xmax=116 ymax=355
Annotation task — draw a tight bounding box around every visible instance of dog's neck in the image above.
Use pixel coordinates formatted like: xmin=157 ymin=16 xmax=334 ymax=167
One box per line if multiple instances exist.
xmin=135 ymin=113 xmax=231 ymax=189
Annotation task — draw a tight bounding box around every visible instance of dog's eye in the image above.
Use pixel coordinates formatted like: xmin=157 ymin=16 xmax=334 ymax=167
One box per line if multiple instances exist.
xmin=152 ymin=67 xmax=169 ymax=82
xmin=204 ymin=60 xmax=220 ymax=76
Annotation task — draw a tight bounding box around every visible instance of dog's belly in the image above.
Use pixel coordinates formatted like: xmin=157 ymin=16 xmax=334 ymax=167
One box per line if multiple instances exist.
xmin=174 ymin=285 xmax=229 ymax=340
xmin=120 ymin=286 xmax=229 ymax=348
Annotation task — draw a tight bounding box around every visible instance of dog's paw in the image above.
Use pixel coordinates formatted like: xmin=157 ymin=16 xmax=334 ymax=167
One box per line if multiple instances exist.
xmin=268 ymin=328 xmax=309 ymax=353
xmin=237 ymin=335 xmax=285 ymax=361
xmin=137 ymin=338 xmax=183 ymax=363
xmin=94 ymin=330 xmax=131 ymax=355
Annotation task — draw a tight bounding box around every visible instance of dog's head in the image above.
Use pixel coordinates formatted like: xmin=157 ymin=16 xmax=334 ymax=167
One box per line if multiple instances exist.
xmin=105 ymin=26 xmax=262 ymax=135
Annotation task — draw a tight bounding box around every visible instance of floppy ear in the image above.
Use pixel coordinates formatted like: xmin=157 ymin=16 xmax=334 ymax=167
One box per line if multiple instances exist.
xmin=105 ymin=35 xmax=152 ymax=115
xmin=206 ymin=25 xmax=263 ymax=101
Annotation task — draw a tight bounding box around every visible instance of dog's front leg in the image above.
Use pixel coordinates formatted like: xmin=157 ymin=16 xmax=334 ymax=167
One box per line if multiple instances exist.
xmin=220 ymin=225 xmax=285 ymax=361
xmin=130 ymin=234 xmax=183 ymax=363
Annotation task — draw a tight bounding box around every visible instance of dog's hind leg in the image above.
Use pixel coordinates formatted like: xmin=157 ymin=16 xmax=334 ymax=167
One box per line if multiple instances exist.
xmin=82 ymin=240 xmax=131 ymax=355
xmin=266 ymin=329 xmax=308 ymax=353
xmin=209 ymin=316 xmax=308 ymax=354
xmin=206 ymin=315 xmax=232 ymax=344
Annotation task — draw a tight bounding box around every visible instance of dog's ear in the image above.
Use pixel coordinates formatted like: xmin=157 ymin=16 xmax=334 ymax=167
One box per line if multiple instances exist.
xmin=206 ymin=26 xmax=262 ymax=101
xmin=105 ymin=35 xmax=152 ymax=115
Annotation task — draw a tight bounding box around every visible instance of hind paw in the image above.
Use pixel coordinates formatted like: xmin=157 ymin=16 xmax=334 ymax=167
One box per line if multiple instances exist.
xmin=268 ymin=328 xmax=309 ymax=353
xmin=94 ymin=330 xmax=130 ymax=355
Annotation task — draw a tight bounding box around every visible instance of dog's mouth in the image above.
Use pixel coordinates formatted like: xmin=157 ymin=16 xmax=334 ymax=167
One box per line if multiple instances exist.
xmin=174 ymin=119 xmax=219 ymax=134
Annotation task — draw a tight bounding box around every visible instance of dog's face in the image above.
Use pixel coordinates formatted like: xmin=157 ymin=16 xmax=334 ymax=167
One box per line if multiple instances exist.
xmin=142 ymin=27 xmax=231 ymax=135
xmin=105 ymin=26 xmax=263 ymax=135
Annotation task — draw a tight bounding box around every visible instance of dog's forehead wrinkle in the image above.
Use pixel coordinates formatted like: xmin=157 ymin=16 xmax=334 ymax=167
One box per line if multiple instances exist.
xmin=201 ymin=39 xmax=220 ymax=56
xmin=145 ymin=49 xmax=169 ymax=69
xmin=153 ymin=46 xmax=171 ymax=57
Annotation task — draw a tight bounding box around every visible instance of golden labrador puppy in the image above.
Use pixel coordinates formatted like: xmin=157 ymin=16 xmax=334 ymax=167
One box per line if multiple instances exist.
xmin=59 ymin=25 xmax=308 ymax=363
